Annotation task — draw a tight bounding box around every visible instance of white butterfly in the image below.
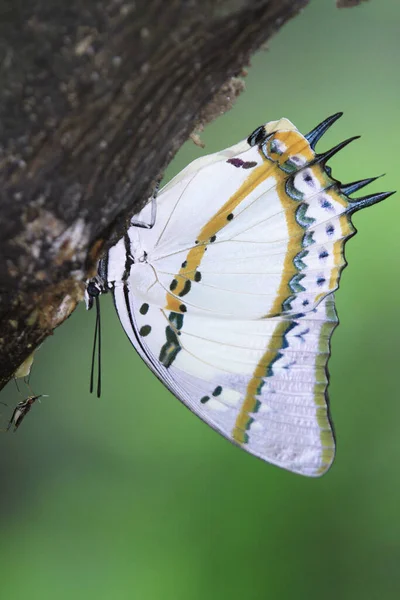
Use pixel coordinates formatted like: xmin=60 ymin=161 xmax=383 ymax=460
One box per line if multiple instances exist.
xmin=86 ymin=113 xmax=393 ymax=477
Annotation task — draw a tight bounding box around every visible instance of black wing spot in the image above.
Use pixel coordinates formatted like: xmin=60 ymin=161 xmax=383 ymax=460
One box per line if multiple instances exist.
xmin=178 ymin=280 xmax=191 ymax=297
xmin=320 ymin=197 xmax=333 ymax=210
xmin=303 ymin=172 xmax=314 ymax=185
xmin=139 ymin=325 xmax=152 ymax=337
xmin=242 ymin=161 xmax=257 ymax=169
xmin=326 ymin=224 xmax=335 ymax=236
xmin=139 ymin=303 xmax=149 ymax=315
xmin=227 ymin=158 xmax=244 ymax=168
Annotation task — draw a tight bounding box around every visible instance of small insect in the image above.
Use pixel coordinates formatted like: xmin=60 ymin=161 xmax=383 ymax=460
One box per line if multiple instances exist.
xmin=7 ymin=395 xmax=45 ymax=432
xmin=0 ymin=352 xmax=48 ymax=433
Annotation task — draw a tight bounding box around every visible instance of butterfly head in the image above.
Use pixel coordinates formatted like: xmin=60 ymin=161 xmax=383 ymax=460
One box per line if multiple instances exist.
xmin=85 ymin=276 xmax=107 ymax=311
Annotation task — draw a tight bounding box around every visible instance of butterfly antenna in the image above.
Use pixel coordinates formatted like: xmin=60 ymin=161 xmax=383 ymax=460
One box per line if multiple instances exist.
xmin=89 ymin=297 xmax=99 ymax=395
xmin=96 ymin=295 xmax=102 ymax=398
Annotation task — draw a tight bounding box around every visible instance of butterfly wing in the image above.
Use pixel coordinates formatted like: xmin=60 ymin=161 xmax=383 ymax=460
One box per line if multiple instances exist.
xmin=106 ymin=115 xmax=393 ymax=476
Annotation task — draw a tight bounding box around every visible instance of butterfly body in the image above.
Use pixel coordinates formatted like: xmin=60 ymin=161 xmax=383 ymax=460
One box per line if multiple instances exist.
xmin=87 ymin=114 xmax=394 ymax=476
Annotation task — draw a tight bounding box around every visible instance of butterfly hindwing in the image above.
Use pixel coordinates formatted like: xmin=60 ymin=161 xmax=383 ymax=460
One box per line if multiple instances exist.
xmin=114 ymin=283 xmax=336 ymax=476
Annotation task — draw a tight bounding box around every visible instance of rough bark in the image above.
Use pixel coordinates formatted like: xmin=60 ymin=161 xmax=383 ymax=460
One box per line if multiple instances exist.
xmin=0 ymin=0 xmax=312 ymax=390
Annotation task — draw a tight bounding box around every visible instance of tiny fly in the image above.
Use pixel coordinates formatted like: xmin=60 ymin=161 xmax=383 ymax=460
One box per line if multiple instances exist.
xmin=7 ymin=395 xmax=46 ymax=432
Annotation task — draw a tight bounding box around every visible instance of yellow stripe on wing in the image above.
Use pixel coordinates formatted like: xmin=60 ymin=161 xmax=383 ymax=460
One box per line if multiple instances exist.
xmin=232 ymin=320 xmax=291 ymax=445
xmin=165 ymin=157 xmax=280 ymax=312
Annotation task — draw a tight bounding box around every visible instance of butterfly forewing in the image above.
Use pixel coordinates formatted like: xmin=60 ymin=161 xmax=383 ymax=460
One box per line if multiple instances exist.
xmin=119 ymin=123 xmax=355 ymax=321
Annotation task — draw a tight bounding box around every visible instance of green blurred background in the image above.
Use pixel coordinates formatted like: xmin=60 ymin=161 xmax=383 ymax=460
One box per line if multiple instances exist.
xmin=1 ymin=1 xmax=399 ymax=598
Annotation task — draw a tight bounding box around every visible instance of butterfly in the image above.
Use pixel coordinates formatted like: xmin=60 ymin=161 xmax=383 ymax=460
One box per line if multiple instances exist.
xmin=86 ymin=113 xmax=394 ymax=477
